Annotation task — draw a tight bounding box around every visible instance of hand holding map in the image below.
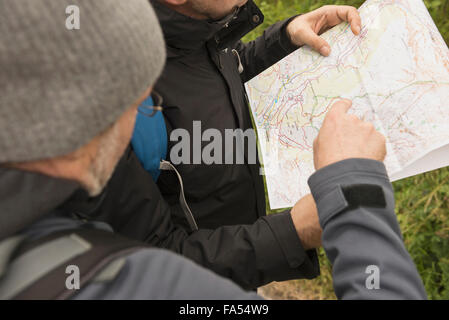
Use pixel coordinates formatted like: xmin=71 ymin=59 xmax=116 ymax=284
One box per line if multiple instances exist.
xmin=245 ymin=0 xmax=449 ymax=210
xmin=286 ymin=5 xmax=362 ymax=56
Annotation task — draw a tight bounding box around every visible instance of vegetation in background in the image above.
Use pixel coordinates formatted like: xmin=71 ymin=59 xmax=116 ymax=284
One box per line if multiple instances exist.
xmin=245 ymin=0 xmax=449 ymax=300
xmin=244 ymin=0 xmax=449 ymax=45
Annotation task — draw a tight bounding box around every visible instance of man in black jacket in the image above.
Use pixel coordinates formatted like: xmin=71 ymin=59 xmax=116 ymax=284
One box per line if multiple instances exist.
xmin=144 ymin=0 xmax=360 ymax=286
xmin=153 ymin=0 xmax=361 ymax=229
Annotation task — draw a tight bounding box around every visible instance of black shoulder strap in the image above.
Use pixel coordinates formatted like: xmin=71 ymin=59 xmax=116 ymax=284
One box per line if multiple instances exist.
xmin=11 ymin=229 xmax=146 ymax=300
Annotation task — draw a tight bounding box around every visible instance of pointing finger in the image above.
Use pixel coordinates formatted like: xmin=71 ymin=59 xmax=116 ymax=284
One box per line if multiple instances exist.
xmin=329 ymin=99 xmax=353 ymax=115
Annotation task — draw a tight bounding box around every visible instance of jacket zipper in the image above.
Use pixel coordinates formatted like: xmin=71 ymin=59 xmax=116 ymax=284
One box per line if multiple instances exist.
xmin=232 ymin=49 xmax=244 ymax=74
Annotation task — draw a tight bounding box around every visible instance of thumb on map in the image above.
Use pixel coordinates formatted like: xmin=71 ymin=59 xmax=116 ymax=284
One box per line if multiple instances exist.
xmin=301 ymin=28 xmax=331 ymax=56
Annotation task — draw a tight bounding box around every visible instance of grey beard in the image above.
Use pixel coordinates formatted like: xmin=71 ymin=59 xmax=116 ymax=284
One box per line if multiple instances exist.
xmin=84 ymin=123 xmax=122 ymax=197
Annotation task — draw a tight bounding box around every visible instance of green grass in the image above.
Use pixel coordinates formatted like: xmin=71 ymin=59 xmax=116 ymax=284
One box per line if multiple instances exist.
xmin=244 ymin=0 xmax=449 ymax=45
xmin=246 ymin=0 xmax=449 ymax=300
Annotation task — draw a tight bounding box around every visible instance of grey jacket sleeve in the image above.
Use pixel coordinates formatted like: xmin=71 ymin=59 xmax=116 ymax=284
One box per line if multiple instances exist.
xmin=308 ymin=158 xmax=427 ymax=300
xmin=72 ymin=248 xmax=262 ymax=300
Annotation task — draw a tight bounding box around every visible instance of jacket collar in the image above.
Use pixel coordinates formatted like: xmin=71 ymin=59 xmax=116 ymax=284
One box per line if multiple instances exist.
xmin=0 ymin=167 xmax=80 ymax=241
xmin=151 ymin=0 xmax=264 ymax=58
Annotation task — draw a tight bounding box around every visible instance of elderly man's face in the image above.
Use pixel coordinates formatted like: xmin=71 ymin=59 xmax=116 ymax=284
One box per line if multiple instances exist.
xmin=188 ymin=0 xmax=248 ymax=20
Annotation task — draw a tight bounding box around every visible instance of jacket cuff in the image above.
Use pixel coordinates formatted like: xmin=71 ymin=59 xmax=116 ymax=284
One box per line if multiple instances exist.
xmin=264 ymin=211 xmax=319 ymax=278
xmin=278 ymin=15 xmax=301 ymax=53
xmin=265 ymin=16 xmax=300 ymax=56
xmin=308 ymin=158 xmax=390 ymax=229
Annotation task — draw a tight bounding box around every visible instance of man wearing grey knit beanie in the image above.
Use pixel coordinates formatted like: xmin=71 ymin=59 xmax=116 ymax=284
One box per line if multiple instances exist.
xmin=0 ymin=0 xmax=427 ymax=301
xmin=0 ymin=0 xmax=263 ymax=299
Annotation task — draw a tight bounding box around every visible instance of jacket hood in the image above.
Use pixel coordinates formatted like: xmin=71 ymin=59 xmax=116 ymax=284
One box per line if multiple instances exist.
xmin=151 ymin=0 xmax=264 ymax=58
xmin=0 ymin=167 xmax=80 ymax=241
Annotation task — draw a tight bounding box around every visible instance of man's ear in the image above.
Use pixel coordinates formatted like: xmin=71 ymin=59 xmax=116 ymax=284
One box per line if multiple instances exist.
xmin=161 ymin=0 xmax=188 ymax=6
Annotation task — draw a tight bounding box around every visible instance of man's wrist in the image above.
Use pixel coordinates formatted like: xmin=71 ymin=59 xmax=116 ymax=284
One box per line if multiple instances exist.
xmin=292 ymin=218 xmax=313 ymax=250
xmin=290 ymin=195 xmax=321 ymax=250
xmin=285 ymin=17 xmax=301 ymax=47
xmin=281 ymin=15 xmax=302 ymax=50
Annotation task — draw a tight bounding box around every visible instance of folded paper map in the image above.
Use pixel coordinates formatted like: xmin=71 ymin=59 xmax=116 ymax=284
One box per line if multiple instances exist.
xmin=245 ymin=0 xmax=449 ymax=210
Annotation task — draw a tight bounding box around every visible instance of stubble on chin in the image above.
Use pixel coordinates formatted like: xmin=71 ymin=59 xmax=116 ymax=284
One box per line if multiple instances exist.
xmin=83 ymin=123 xmax=124 ymax=197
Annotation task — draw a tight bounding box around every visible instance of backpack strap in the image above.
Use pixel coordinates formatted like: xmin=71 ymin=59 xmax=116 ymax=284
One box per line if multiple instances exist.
xmin=0 ymin=236 xmax=25 ymax=280
xmin=0 ymin=228 xmax=145 ymax=300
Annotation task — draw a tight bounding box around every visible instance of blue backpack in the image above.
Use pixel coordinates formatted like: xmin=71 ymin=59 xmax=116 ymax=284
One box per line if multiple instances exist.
xmin=131 ymin=96 xmax=167 ymax=181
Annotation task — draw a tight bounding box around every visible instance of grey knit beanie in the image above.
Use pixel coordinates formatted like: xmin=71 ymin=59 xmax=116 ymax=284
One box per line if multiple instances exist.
xmin=0 ymin=0 xmax=166 ymax=163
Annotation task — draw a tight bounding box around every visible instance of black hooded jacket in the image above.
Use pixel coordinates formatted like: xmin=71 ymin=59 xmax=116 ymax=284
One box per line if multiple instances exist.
xmin=153 ymin=0 xmax=300 ymax=228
